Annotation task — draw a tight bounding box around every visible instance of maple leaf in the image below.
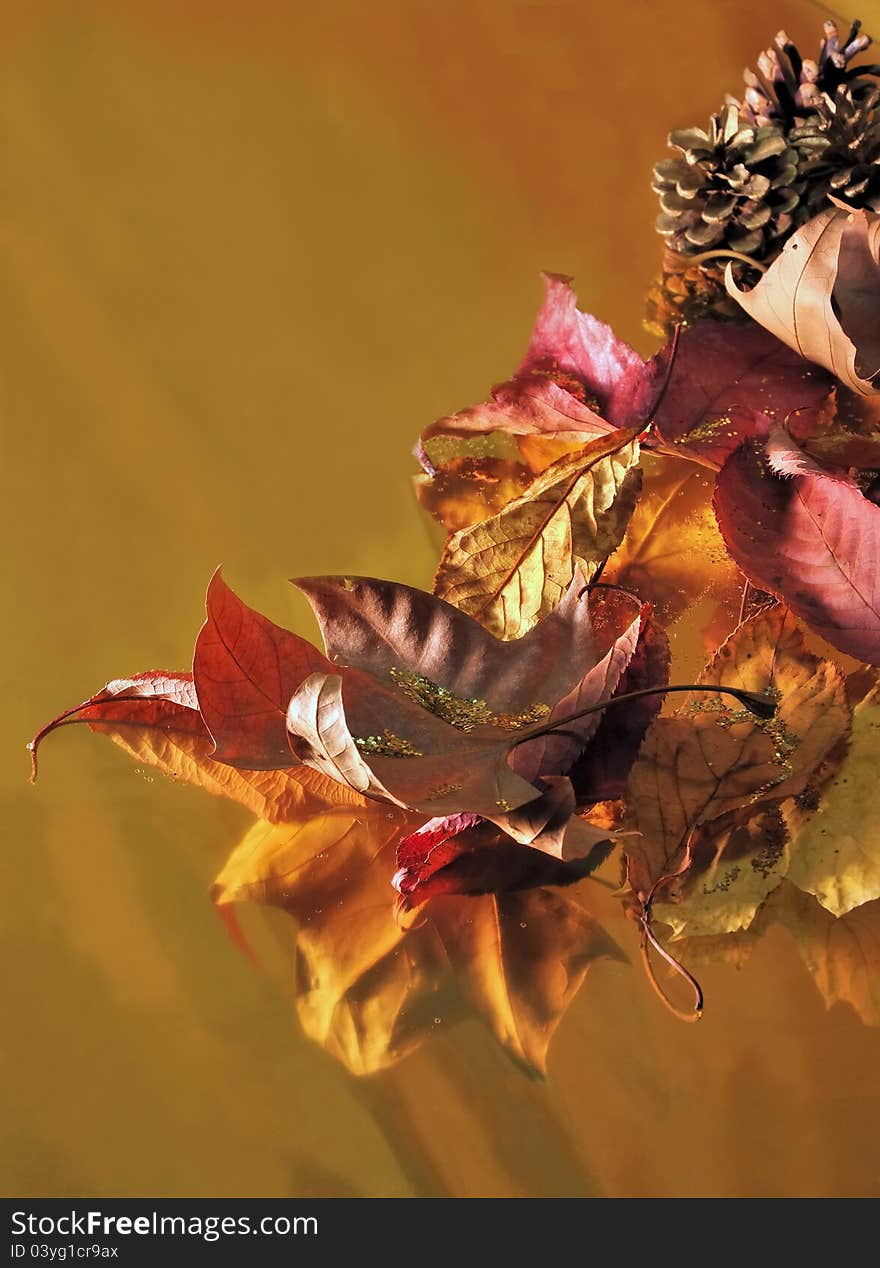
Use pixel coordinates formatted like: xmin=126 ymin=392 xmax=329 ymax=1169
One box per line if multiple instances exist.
xmin=714 ymin=435 xmax=880 ymax=664
xmin=28 ymin=671 xmax=362 ymax=820
xmin=726 ymin=204 xmax=880 ymax=396
xmin=433 ymin=428 xmax=642 ymax=639
xmin=625 ymin=604 xmax=850 ymax=916
xmin=193 ymin=569 xmax=331 ymax=768
xmin=284 ymin=574 xmax=641 ymax=831
xmin=648 ymin=319 xmax=833 ymax=468
xmin=419 ymin=273 xmax=651 ymax=456
xmin=786 ymin=682 xmax=880 ymax=917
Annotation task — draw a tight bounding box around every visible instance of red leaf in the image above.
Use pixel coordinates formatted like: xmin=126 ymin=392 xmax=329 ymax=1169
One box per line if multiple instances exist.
xmin=419 ymin=274 xmax=648 ymax=446
xmin=714 ymin=442 xmax=880 ymax=664
xmin=193 ymin=570 xmax=330 ymax=768
xmin=393 ymin=814 xmax=602 ymax=906
xmin=29 ymin=671 xmax=202 ymax=779
xmin=569 ymin=607 xmax=671 ymax=803
xmin=29 ymin=670 xmax=365 ymax=819
xmin=651 ymin=321 xmax=833 ymax=468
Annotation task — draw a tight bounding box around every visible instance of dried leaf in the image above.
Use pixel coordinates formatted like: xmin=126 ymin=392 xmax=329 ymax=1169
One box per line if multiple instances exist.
xmin=714 ymin=440 xmax=880 ymax=664
xmin=29 ymin=671 xmax=362 ymax=819
xmin=650 ymin=319 xmax=832 ymax=468
xmin=725 ymin=204 xmax=880 ymax=396
xmin=653 ymin=807 xmax=791 ymax=938
xmin=289 ymin=574 xmax=642 ymax=825
xmin=787 ymin=684 xmax=880 ymax=916
xmin=420 ymin=273 xmax=648 ymax=450
xmin=604 ymin=453 xmax=741 ymax=627
xmin=433 ymin=428 xmax=641 ymax=639
xmin=625 ymin=604 xmax=850 ymax=903
xmin=193 ymin=569 xmax=330 ymax=768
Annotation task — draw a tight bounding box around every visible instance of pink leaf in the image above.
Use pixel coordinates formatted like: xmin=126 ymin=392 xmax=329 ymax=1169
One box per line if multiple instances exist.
xmin=714 ymin=442 xmax=880 ymax=664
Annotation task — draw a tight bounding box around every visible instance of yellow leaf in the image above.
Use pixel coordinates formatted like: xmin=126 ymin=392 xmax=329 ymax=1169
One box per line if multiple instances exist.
xmin=625 ymin=604 xmax=850 ymax=905
xmin=653 ymin=807 xmax=790 ymax=939
xmin=108 ymin=723 xmax=369 ymax=821
xmin=434 ymin=428 xmax=641 ymax=639
xmin=604 ymin=453 xmax=740 ymax=628
xmin=787 ymin=684 xmax=880 ymax=916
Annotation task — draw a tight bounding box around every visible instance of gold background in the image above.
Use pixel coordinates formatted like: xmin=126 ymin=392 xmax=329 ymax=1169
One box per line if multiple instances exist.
xmin=4 ymin=0 xmax=880 ymax=1196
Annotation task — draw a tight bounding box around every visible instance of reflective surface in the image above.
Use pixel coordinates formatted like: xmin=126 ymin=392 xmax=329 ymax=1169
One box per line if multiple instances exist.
xmin=6 ymin=0 xmax=880 ymax=1198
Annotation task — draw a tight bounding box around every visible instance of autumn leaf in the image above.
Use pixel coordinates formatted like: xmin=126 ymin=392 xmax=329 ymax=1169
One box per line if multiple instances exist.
xmin=603 ymin=453 xmax=741 ymax=629
xmin=433 ymin=428 xmax=641 ymax=639
xmin=714 ymin=438 xmax=880 ymax=664
xmin=419 ymin=273 xmax=650 ymax=455
xmin=194 ymin=569 xmax=331 ymax=768
xmin=568 ymin=604 xmax=671 ymax=804
xmin=652 ymin=807 xmax=791 ymax=939
xmin=649 ymin=319 xmax=832 ymax=468
xmin=624 ymin=604 xmax=850 ymax=909
xmin=29 ymin=671 xmax=363 ymax=820
xmin=725 ymin=204 xmax=880 ymax=396
xmin=786 ymin=683 xmax=880 ymax=916
xmin=285 ymin=574 xmax=641 ymax=832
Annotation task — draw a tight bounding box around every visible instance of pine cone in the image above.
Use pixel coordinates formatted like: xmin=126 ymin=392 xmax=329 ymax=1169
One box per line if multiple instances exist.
xmin=648 ymin=19 xmax=880 ymax=336
xmin=653 ymin=104 xmax=802 ymax=260
xmin=737 ymin=21 xmax=874 ymax=128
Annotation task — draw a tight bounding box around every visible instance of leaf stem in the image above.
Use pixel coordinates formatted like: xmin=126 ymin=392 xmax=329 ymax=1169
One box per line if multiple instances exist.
xmin=639 ymin=916 xmax=704 ymax=1022
xmin=512 ymin=682 xmax=776 ymax=749
xmin=684 ymin=248 xmax=768 ymax=273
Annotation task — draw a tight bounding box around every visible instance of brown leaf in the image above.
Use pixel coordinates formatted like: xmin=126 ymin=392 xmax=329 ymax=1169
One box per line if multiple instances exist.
xmin=433 ymin=428 xmax=641 ymax=639
xmin=653 ymin=806 xmax=791 ymax=939
xmin=625 ymin=604 xmax=850 ymax=902
xmin=286 ymin=574 xmax=642 ymax=827
xmin=725 ymin=204 xmax=880 ymax=396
